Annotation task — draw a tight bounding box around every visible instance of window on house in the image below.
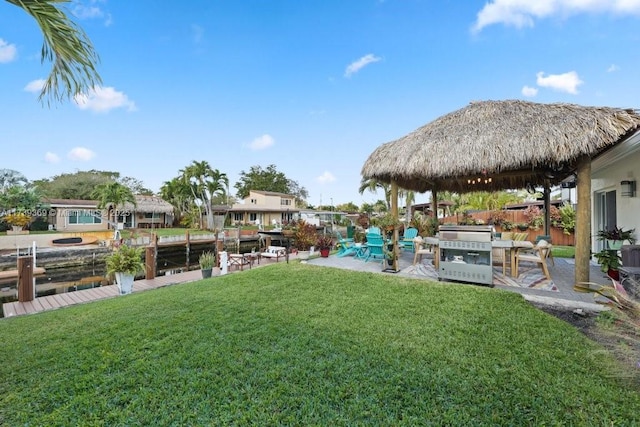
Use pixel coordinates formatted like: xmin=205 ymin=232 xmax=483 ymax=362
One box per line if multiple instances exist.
xmin=144 ymin=212 xmax=160 ymax=219
xmin=234 ymin=213 xmax=244 ymax=221
xmin=249 ymin=213 xmax=257 ymax=221
xmin=68 ymin=210 xmax=102 ymax=225
xmin=280 ymin=199 xmax=291 ymax=206
xmin=250 ymin=199 xmax=257 ymax=204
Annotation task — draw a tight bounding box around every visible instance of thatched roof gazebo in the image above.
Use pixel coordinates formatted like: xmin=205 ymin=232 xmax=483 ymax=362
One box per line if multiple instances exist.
xmin=362 ymin=99 xmax=640 ymax=282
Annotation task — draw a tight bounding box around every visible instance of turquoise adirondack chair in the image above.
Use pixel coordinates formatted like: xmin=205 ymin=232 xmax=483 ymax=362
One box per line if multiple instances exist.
xmin=365 ymin=233 xmax=386 ymax=264
xmin=401 ymin=227 xmax=419 ymax=252
xmin=367 ymin=226 xmax=382 ymax=236
xmin=335 ymin=231 xmax=357 ymax=257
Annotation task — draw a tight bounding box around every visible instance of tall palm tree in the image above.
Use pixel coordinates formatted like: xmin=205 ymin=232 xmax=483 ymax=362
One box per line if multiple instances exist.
xmin=91 ymin=182 xmax=136 ymax=235
xmin=359 ymin=178 xmax=392 ymax=210
xmin=179 ymin=161 xmax=228 ymax=230
xmin=7 ymin=0 xmax=101 ymax=104
xmin=160 ymin=177 xmax=192 ymax=225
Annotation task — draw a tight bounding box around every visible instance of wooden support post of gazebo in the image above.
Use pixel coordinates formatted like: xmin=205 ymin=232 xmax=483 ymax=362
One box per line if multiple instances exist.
xmin=575 ymin=155 xmax=591 ymax=285
xmin=391 ymin=181 xmax=400 ymax=272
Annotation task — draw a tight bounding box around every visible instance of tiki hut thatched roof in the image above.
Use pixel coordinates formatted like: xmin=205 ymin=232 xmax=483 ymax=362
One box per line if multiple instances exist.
xmin=362 ymin=100 xmax=640 ymax=193
xmin=123 ymin=195 xmax=174 ymax=214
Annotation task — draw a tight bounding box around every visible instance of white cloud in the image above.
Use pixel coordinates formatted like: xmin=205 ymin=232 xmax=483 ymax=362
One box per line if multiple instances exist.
xmin=521 ymin=85 xmax=538 ymax=97
xmin=607 ymin=64 xmax=620 ymax=72
xmin=344 ymin=54 xmax=382 ymax=77
xmin=44 ymin=152 xmax=60 ymax=164
xmin=74 ymin=86 xmax=136 ymax=113
xmin=73 ymin=1 xmax=112 ymax=26
xmin=536 ymin=71 xmax=583 ymax=94
xmin=472 ymin=0 xmax=640 ymax=33
xmin=24 ymin=79 xmax=46 ymax=93
xmin=67 ymin=147 xmax=96 ymax=161
xmin=316 ymin=171 xmax=336 ymax=184
xmin=0 ymin=39 xmax=17 ymax=63
xmin=249 ymin=134 xmax=275 ymax=150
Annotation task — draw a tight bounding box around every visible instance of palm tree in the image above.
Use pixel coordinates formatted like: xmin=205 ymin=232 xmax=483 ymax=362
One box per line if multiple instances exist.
xmin=179 ymin=161 xmax=228 ymax=230
xmin=7 ymin=0 xmax=101 ymax=104
xmin=359 ymin=178 xmax=392 ymax=210
xmin=160 ymin=177 xmax=193 ymax=225
xmin=91 ymin=182 xmax=136 ymax=236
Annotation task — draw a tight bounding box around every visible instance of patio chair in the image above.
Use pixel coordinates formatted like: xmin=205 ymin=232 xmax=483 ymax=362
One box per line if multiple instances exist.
xmin=364 ymin=233 xmax=386 ymax=264
xmin=401 ymin=227 xmax=419 ymax=252
xmin=535 ymin=235 xmax=554 ymax=265
xmin=367 ymin=226 xmax=382 ymax=236
xmin=413 ymin=236 xmax=432 ymax=265
xmin=514 ymin=239 xmax=552 ymax=280
xmin=335 ymin=232 xmax=357 ymax=257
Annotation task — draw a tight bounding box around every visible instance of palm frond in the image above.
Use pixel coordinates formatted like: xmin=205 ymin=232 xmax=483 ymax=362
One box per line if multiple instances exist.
xmin=8 ymin=0 xmax=102 ymax=105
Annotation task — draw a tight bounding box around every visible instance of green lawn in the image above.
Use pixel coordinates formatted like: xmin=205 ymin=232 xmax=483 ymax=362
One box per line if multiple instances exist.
xmin=551 ymin=245 xmax=575 ymax=258
xmin=1 ymin=263 xmax=638 ymax=425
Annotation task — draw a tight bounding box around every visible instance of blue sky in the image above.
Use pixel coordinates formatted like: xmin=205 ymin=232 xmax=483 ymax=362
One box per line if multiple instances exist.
xmin=2 ymin=0 xmax=640 ymax=207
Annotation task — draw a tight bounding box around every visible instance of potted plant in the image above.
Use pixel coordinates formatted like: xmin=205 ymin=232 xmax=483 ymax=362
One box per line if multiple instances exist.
xmin=293 ymin=220 xmax=317 ymax=260
xmin=594 ymin=249 xmax=622 ymax=281
xmin=199 ymin=251 xmax=216 ymax=278
xmin=597 ymin=226 xmax=636 ymax=250
xmin=316 ymin=234 xmax=334 ymax=258
xmin=106 ymin=244 xmax=144 ymax=295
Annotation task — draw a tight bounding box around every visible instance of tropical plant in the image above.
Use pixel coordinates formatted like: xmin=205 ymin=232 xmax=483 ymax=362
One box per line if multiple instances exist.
xmin=501 ymin=220 xmax=514 ymax=231
xmin=593 ymin=249 xmax=622 ymax=274
xmin=316 ymin=234 xmax=334 ymax=250
xmin=199 ymin=251 xmax=216 ymax=270
xmin=7 ymin=0 xmax=102 ymax=104
xmin=557 ymin=203 xmax=576 ymax=235
xmin=3 ymin=212 xmax=31 ymax=228
xmin=292 ymin=220 xmax=318 ymax=251
xmin=523 ymin=205 xmax=544 ymax=230
xmin=178 ymin=161 xmax=228 ymax=230
xmin=597 ymin=226 xmax=636 ymax=244
xmin=371 ymin=213 xmax=402 ymax=235
xmin=91 ymin=182 xmax=136 ymax=232
xmin=106 ymin=245 xmax=144 ymax=276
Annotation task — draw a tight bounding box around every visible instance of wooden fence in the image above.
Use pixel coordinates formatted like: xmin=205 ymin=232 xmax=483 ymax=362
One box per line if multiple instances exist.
xmin=441 ymin=210 xmax=575 ymax=246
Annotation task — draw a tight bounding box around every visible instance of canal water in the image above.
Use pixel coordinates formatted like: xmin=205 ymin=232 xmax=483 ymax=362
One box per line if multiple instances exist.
xmin=0 ymin=237 xmax=272 ymax=316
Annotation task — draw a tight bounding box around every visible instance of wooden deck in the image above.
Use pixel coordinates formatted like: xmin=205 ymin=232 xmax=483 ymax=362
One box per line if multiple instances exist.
xmin=2 ymin=270 xmax=203 ymax=318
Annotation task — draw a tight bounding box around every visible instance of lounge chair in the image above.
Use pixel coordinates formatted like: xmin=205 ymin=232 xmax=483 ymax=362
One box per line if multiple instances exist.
xmin=261 ymin=246 xmax=286 ymax=262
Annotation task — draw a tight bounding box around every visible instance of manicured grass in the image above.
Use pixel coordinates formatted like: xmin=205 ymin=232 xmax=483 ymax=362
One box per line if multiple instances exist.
xmin=551 ymin=245 xmax=575 ymax=258
xmin=1 ymin=264 xmax=638 ymax=425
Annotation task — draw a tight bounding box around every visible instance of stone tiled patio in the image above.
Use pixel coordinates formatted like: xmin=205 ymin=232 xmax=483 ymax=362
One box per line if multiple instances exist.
xmin=307 ymin=249 xmax=612 ymax=312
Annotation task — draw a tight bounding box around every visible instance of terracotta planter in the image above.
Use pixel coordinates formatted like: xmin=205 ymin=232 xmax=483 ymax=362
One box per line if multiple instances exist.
xmin=607 ymin=269 xmax=620 ymax=281
xmin=320 ymin=248 xmax=330 ymax=258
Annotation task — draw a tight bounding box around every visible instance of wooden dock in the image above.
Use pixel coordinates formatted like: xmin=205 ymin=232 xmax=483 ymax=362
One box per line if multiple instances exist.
xmin=2 ymin=270 xmax=203 ymax=318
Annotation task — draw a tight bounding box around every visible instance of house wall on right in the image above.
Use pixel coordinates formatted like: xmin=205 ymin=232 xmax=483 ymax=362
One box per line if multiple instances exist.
xmin=591 ymin=131 xmax=640 ymax=253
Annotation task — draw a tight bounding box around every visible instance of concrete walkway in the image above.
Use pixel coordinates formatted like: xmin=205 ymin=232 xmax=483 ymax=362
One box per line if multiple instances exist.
xmin=306 ymin=250 xmax=612 ymax=312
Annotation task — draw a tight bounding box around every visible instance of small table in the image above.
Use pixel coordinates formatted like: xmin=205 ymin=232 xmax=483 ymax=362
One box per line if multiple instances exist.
xmin=354 ymin=244 xmax=368 ymax=260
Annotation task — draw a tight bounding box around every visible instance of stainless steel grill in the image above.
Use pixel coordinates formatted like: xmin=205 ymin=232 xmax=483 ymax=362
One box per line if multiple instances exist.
xmin=438 ymin=225 xmax=493 ymax=286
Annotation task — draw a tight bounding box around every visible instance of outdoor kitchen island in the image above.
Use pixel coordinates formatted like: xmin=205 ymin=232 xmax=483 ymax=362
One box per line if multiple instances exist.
xmin=438 ymin=225 xmax=494 ymax=286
